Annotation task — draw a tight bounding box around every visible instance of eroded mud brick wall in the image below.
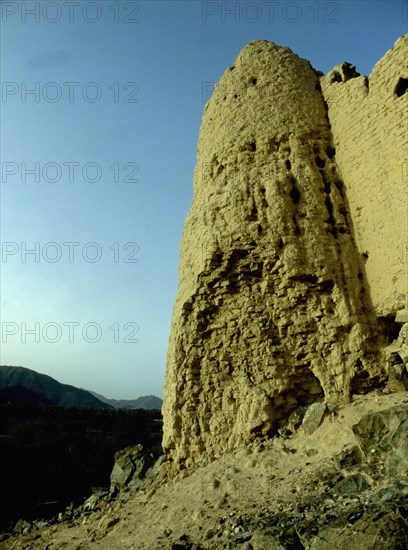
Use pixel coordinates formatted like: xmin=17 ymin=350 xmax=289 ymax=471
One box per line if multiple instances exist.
xmin=162 ymin=39 xmax=403 ymax=469
xmin=321 ymin=35 xmax=408 ymax=317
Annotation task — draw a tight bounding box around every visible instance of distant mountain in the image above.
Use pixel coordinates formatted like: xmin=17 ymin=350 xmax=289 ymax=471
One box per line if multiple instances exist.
xmin=0 ymin=366 xmax=111 ymax=409
xmin=89 ymin=391 xmax=163 ymax=410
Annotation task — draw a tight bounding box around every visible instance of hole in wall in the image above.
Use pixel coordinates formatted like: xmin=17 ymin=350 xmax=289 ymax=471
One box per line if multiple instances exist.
xmin=330 ymin=71 xmax=342 ymax=83
xmin=289 ymin=175 xmax=301 ymax=204
xmin=394 ymin=77 xmax=408 ymax=97
xmin=341 ymin=62 xmax=360 ymax=80
xmin=326 ymin=146 xmax=336 ymax=158
xmin=249 ymin=142 xmax=257 ymax=152
xmin=293 ymin=371 xmax=324 ymax=406
xmin=320 ymin=170 xmax=331 ymax=194
xmin=325 ymin=196 xmax=337 ymax=235
xmin=286 ymin=159 xmax=292 ymax=170
xmin=251 ymin=78 xmax=257 ymax=85
xmin=290 ymin=186 xmax=301 ymax=204
xmin=350 ymin=362 xmax=382 ymax=395
xmin=315 ymin=156 xmax=325 ymax=168
xmin=320 ymin=279 xmax=334 ymax=292
xmin=325 ymin=195 xmax=334 ymax=216
xmin=377 ymin=316 xmax=401 ymax=343
xmin=289 ymin=274 xmax=318 ymax=283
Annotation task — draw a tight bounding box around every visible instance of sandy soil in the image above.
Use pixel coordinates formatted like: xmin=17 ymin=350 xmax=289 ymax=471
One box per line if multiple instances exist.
xmin=2 ymin=389 xmax=407 ymax=550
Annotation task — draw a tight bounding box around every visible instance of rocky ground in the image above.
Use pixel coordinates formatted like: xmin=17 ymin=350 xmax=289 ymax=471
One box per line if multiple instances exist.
xmin=1 ymin=389 xmax=407 ymax=550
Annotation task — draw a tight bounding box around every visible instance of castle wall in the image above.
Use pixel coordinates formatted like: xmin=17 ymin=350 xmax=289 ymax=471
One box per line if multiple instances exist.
xmin=321 ymin=35 xmax=408 ymax=317
xmin=162 ymin=41 xmax=385 ymax=469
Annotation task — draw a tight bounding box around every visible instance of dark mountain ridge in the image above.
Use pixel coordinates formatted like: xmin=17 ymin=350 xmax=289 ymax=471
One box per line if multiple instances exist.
xmin=0 ymin=366 xmax=163 ymax=410
xmin=0 ymin=366 xmax=111 ymax=409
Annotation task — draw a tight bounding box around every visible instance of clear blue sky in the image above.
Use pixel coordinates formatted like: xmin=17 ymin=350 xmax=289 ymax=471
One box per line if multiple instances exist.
xmin=0 ymin=1 xmax=406 ymax=399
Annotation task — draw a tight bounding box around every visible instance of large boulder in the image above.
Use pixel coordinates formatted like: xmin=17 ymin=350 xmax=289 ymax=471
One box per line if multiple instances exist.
xmin=352 ymin=404 xmax=408 ymax=478
xmin=109 ymin=444 xmax=152 ymax=495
